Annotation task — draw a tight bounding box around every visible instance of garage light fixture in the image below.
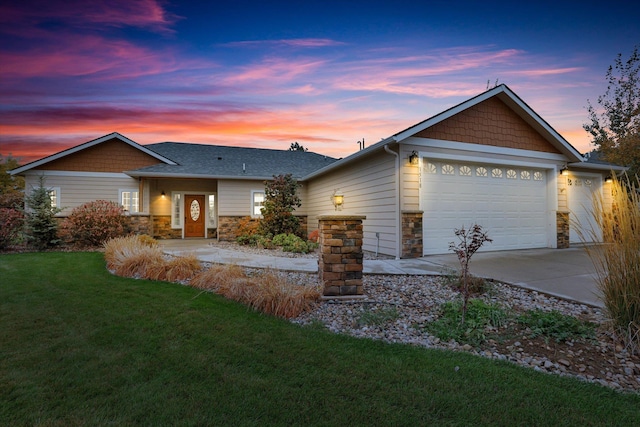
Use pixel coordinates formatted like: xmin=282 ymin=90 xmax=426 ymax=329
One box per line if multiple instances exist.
xmin=161 ymin=191 xmax=166 ymax=198
xmin=409 ymin=150 xmax=419 ymax=165
xmin=560 ymin=167 xmax=569 ymax=176
xmin=605 ymin=175 xmax=613 ymax=183
xmin=331 ymin=189 xmax=344 ymax=211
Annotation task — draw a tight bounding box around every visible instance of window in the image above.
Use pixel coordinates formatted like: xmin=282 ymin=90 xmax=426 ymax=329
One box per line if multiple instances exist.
xmin=442 ymin=164 xmax=455 ymax=175
xmin=208 ymin=194 xmax=216 ymax=227
xmin=491 ymin=168 xmax=503 ymax=178
xmin=459 ymin=165 xmax=472 ymax=176
xmin=476 ymin=167 xmax=488 ymax=177
xmin=252 ymin=191 xmax=265 ymax=217
xmin=172 ymin=193 xmax=182 ymax=227
xmin=506 ymin=169 xmax=517 ymax=179
xmin=120 ymin=189 xmax=139 ymax=213
xmin=48 ymin=187 xmax=60 ymax=208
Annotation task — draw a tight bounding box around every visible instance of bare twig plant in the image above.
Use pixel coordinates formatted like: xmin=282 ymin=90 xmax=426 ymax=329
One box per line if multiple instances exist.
xmin=449 ymin=224 xmax=492 ymax=324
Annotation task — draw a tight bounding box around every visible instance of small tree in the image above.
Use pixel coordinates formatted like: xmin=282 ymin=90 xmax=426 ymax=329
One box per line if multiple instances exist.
xmin=583 ymin=46 xmax=640 ymax=178
xmin=288 ymin=142 xmax=307 ymax=152
xmin=259 ymin=174 xmax=302 ymax=237
xmin=0 ymin=154 xmax=25 ymax=210
xmin=449 ymin=224 xmax=492 ymax=324
xmin=24 ymin=176 xmax=61 ymax=250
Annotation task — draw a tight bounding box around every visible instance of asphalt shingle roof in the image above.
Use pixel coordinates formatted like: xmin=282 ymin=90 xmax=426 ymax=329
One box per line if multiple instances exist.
xmin=130 ymin=142 xmax=338 ymax=180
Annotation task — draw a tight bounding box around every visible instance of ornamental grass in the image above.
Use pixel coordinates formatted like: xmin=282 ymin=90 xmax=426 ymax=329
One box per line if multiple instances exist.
xmin=580 ymin=174 xmax=640 ymax=352
xmin=104 ymin=236 xmax=319 ymax=318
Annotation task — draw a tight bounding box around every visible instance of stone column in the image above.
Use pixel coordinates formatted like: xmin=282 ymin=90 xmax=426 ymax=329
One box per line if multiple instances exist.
xmin=556 ymin=211 xmax=570 ymax=249
xmin=401 ymin=210 xmax=423 ymax=258
xmin=317 ymin=215 xmax=366 ymax=297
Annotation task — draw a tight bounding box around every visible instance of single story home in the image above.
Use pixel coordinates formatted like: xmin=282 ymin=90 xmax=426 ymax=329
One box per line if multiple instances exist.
xmin=10 ymin=84 xmax=624 ymax=258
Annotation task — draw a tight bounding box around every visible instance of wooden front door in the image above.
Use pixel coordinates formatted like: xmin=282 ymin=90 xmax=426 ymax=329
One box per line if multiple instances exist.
xmin=184 ymin=195 xmax=205 ymax=237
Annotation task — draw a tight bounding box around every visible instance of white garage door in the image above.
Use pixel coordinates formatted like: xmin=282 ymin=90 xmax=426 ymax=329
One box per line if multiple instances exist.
xmin=568 ymin=174 xmax=602 ymax=243
xmin=421 ymin=160 xmax=549 ymax=255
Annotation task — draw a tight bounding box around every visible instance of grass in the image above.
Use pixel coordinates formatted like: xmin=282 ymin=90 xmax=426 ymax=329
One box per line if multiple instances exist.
xmin=2 ymin=252 xmax=640 ymax=426
xmin=579 ymin=174 xmax=640 ymax=351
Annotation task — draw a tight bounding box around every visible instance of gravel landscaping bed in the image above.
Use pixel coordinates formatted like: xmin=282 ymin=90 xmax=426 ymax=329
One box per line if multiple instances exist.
xmin=215 ymin=242 xmax=640 ymax=394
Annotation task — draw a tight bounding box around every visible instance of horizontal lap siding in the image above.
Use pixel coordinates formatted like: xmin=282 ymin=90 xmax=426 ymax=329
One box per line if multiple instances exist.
xmin=306 ymin=151 xmax=398 ymax=256
xmin=24 ymin=173 xmax=140 ymax=215
xmin=217 ymin=180 xmax=264 ymax=216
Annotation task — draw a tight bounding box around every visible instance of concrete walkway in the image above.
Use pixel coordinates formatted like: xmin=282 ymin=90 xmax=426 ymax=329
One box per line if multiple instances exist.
xmin=160 ymin=240 xmax=603 ymax=307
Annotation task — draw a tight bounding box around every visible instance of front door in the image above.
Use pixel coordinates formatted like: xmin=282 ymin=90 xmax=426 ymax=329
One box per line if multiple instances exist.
xmin=185 ymin=195 xmax=205 ymax=237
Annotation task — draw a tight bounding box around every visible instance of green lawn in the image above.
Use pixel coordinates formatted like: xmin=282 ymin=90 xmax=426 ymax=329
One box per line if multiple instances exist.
xmin=1 ymin=252 xmax=639 ymax=426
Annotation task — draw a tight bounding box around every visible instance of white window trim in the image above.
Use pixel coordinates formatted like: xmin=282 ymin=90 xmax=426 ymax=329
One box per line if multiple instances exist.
xmin=119 ymin=189 xmax=140 ymax=213
xmin=251 ymin=190 xmax=265 ymax=218
xmin=207 ymin=194 xmax=217 ymax=228
xmin=171 ymin=192 xmax=183 ymax=229
xmin=48 ymin=186 xmax=61 ymax=209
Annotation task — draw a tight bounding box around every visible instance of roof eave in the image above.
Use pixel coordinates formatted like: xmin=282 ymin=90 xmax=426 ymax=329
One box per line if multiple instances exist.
xmin=302 ymin=136 xmax=397 ymax=180
xmin=125 ymin=171 xmax=303 ymax=181
xmin=567 ymin=162 xmax=628 ymax=172
xmin=9 ymin=132 xmax=176 ymax=175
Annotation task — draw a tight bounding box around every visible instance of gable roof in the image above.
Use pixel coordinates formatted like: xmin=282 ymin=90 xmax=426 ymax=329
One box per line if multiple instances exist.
xmin=9 ymin=132 xmax=176 ymax=175
xmin=306 ymin=84 xmax=586 ymax=179
xmin=392 ymin=84 xmax=584 ymax=161
xmin=127 ymin=142 xmax=337 ymax=180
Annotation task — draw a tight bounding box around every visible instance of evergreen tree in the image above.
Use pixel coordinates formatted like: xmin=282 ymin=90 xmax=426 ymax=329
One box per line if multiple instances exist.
xmin=24 ymin=176 xmax=62 ymax=250
xmin=258 ymin=174 xmax=302 ymax=237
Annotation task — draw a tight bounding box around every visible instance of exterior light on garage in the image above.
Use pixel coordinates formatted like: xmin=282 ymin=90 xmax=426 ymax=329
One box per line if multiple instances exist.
xmin=409 ymin=150 xmax=419 ymax=165
xmin=605 ymin=175 xmax=613 ymax=183
xmin=560 ymin=167 xmax=569 ymax=176
xmin=331 ymin=190 xmax=344 ymax=211
xmin=161 ymin=191 xmax=166 ymax=198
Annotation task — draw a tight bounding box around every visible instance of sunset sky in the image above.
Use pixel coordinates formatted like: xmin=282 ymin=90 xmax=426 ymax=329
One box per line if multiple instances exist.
xmin=1 ymin=0 xmax=639 ymax=164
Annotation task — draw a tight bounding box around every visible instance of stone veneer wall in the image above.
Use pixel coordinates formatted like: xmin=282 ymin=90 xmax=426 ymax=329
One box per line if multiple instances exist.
xmin=401 ymin=210 xmax=423 ymax=258
xmin=152 ymin=215 xmax=182 ymax=239
xmin=317 ymin=215 xmax=366 ymax=297
xmin=128 ymin=215 xmax=151 ymax=235
xmin=217 ymin=215 xmax=308 ymax=241
xmin=556 ymin=211 xmax=570 ymax=249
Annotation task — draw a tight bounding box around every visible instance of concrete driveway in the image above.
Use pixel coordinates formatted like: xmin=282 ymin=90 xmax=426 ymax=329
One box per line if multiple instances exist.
xmin=421 ymin=246 xmax=603 ymax=307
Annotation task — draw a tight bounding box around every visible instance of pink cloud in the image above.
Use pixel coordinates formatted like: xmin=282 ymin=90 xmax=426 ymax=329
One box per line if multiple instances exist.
xmin=0 ymin=34 xmax=204 ymax=81
xmin=507 ymin=67 xmax=583 ymax=77
xmin=0 ymin=0 xmax=178 ymax=33
xmin=221 ymin=38 xmax=346 ymax=48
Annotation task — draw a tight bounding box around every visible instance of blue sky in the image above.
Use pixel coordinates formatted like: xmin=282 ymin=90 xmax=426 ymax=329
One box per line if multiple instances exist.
xmin=1 ymin=0 xmax=638 ymax=163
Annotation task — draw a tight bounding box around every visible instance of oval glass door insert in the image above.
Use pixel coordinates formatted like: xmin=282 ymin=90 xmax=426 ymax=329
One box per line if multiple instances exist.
xmin=190 ymin=199 xmax=200 ymax=221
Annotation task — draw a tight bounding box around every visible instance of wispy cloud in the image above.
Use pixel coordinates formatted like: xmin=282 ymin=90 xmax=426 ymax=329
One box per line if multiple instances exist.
xmin=0 ymin=0 xmax=179 ymax=33
xmin=221 ymin=38 xmax=346 ymax=48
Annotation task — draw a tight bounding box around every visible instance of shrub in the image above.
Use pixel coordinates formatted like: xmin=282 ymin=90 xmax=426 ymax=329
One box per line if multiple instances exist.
xmin=60 ymin=200 xmax=129 ymax=247
xmin=580 ymin=174 xmax=640 ymax=351
xmin=272 ymin=233 xmax=317 ymax=253
xmin=164 ymin=254 xmax=202 ymax=283
xmin=0 ymin=192 xmax=24 ymax=210
xmin=425 ymin=299 xmax=508 ymax=346
xmin=0 ymin=208 xmax=24 ymax=249
xmin=258 ymin=174 xmax=302 ymax=237
xmin=24 ymin=176 xmax=61 ymax=250
xmin=517 ymin=309 xmax=596 ymax=343
xmin=308 ymin=229 xmax=319 ymax=243
xmin=236 ymin=216 xmax=262 ymax=245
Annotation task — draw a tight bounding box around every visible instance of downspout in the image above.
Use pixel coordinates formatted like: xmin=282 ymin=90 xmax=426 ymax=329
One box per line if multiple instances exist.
xmin=384 ymin=144 xmax=401 ymax=259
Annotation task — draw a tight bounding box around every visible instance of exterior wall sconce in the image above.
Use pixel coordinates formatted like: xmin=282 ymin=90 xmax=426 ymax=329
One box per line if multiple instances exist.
xmin=409 ymin=150 xmax=419 ymax=165
xmin=560 ymin=167 xmax=569 ymax=176
xmin=605 ymin=175 xmax=613 ymax=183
xmin=161 ymin=191 xmax=166 ymax=198
xmin=332 ymin=190 xmax=344 ymax=211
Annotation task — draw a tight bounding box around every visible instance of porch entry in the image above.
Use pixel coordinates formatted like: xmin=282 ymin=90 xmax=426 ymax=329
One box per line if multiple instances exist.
xmin=184 ymin=194 xmax=205 ymax=237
